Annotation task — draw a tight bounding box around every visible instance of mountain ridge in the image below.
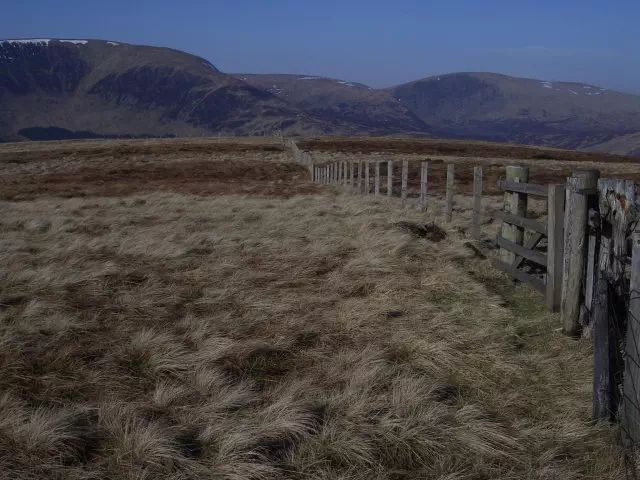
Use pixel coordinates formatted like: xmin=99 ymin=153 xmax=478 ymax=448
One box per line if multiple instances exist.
xmin=3 ymin=38 xmax=640 ymax=155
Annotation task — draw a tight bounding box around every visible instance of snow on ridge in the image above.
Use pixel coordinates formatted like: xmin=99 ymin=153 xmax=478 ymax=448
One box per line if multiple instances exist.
xmin=337 ymin=80 xmax=354 ymax=87
xmin=60 ymin=40 xmax=88 ymax=45
xmin=583 ymin=86 xmax=591 ymax=89
xmin=569 ymin=90 xmax=579 ymax=95
xmin=106 ymin=41 xmax=119 ymax=46
xmin=298 ymin=76 xmax=319 ymax=80
xmin=540 ymin=81 xmax=553 ymax=89
xmin=1 ymin=39 xmax=51 ymax=45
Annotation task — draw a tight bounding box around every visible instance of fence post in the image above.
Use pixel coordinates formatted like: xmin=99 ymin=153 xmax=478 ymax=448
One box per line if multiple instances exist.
xmin=445 ymin=164 xmax=455 ymax=223
xmin=472 ymin=166 xmax=483 ymax=239
xmin=561 ymin=170 xmax=600 ymax=336
xmin=387 ymin=160 xmax=394 ymax=199
xmin=420 ymin=160 xmax=428 ymax=212
xmin=365 ymin=160 xmax=371 ymax=194
xmin=357 ymin=160 xmax=363 ymax=193
xmin=560 ymin=170 xmax=600 ymax=336
xmin=547 ymin=184 xmax=565 ymax=311
xmin=500 ymin=165 xmax=529 ymax=263
xmin=624 ymin=231 xmax=640 ymax=443
xmin=342 ymin=161 xmax=347 ymax=187
xmin=375 ymin=162 xmax=380 ymax=197
xmin=593 ymin=178 xmax=637 ymax=421
xmin=401 ymin=160 xmax=409 ymax=202
xmin=592 ymin=236 xmax=612 ymax=421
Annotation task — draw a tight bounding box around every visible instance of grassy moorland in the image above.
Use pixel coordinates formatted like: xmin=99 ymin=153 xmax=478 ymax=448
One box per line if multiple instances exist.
xmin=0 ymin=137 xmax=630 ymax=479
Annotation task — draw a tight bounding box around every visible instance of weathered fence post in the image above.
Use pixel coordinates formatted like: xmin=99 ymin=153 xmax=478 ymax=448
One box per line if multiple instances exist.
xmin=349 ymin=161 xmax=355 ymax=189
xmin=445 ymin=164 xmax=455 ymax=223
xmin=375 ymin=162 xmax=380 ymax=197
xmin=472 ymin=166 xmax=483 ymax=239
xmin=387 ymin=160 xmax=394 ymax=199
xmin=592 ymin=237 xmax=612 ymax=421
xmin=401 ymin=160 xmax=408 ymax=202
xmin=624 ymin=231 xmax=640 ymax=443
xmin=561 ymin=170 xmax=600 ymax=336
xmin=593 ymin=179 xmax=637 ymax=422
xmin=357 ymin=160 xmax=363 ymax=193
xmin=365 ymin=160 xmax=371 ymax=194
xmin=420 ymin=160 xmax=428 ymax=212
xmin=500 ymin=165 xmax=529 ymax=263
xmin=547 ymin=184 xmax=565 ymax=311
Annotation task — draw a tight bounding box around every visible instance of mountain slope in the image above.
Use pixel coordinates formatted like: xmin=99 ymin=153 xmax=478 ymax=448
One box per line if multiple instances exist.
xmin=387 ymin=72 xmax=640 ymax=150
xmin=237 ymin=74 xmax=429 ymax=135
xmin=0 ymin=39 xmax=330 ymax=141
xmin=586 ymin=132 xmax=640 ymax=156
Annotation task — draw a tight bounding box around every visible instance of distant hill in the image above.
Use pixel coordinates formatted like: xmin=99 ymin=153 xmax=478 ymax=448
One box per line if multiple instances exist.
xmin=387 ymin=72 xmax=640 ymax=152
xmin=0 ymin=38 xmax=331 ymax=141
xmin=3 ymin=39 xmax=640 ymax=155
xmin=237 ymin=74 xmax=429 ymax=135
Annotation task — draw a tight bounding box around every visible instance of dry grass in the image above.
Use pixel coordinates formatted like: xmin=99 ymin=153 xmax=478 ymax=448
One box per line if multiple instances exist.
xmin=0 ymin=190 xmax=624 ymax=479
xmin=0 ymin=137 xmax=629 ymax=478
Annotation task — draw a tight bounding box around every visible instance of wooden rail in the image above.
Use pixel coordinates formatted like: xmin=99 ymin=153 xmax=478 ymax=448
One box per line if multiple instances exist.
xmin=497 ymin=178 xmax=549 ymax=197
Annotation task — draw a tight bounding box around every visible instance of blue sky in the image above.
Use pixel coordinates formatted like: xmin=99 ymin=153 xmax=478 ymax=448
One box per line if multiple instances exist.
xmin=2 ymin=0 xmax=639 ymax=93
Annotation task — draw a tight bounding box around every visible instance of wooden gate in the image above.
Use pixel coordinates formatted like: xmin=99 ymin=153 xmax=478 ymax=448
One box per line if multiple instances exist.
xmin=487 ymin=176 xmax=565 ymax=311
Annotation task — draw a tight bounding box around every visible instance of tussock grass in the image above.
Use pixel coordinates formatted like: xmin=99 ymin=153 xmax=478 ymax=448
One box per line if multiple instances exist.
xmin=0 ymin=190 xmax=626 ymax=479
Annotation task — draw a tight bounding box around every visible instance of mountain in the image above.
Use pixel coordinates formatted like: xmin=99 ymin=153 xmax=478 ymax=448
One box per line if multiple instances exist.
xmin=0 ymin=38 xmax=331 ymax=141
xmin=387 ymin=72 xmax=640 ymax=151
xmin=3 ymin=39 xmax=640 ymax=154
xmin=236 ymin=74 xmax=428 ymax=135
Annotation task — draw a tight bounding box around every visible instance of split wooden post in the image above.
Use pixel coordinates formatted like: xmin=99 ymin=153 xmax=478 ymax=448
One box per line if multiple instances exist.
xmin=420 ymin=160 xmax=428 ymax=212
xmin=357 ymin=160 xmax=363 ymax=193
xmin=401 ymin=160 xmax=408 ymax=202
xmin=561 ymin=170 xmax=600 ymax=336
xmin=375 ymin=162 xmax=381 ymax=197
xmin=500 ymin=165 xmax=529 ymax=263
xmin=472 ymin=166 xmax=483 ymax=239
xmin=365 ymin=160 xmax=371 ymax=194
xmin=624 ymin=231 xmax=640 ymax=443
xmin=387 ymin=160 xmax=394 ymax=199
xmin=445 ymin=164 xmax=455 ymax=223
xmin=547 ymin=184 xmax=565 ymax=311
xmin=584 ymin=209 xmax=599 ymax=324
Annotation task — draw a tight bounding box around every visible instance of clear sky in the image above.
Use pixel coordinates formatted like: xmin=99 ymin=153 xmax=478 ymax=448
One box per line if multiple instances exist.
xmin=2 ymin=0 xmax=639 ymax=93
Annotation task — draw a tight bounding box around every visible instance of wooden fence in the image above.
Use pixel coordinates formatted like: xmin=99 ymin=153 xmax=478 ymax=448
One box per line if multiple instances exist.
xmin=287 ymin=140 xmax=640 ymax=445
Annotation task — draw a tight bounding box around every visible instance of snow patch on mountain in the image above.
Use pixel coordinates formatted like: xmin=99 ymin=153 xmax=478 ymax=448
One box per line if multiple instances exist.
xmin=60 ymin=40 xmax=88 ymax=45
xmin=1 ymin=39 xmax=51 ymax=45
